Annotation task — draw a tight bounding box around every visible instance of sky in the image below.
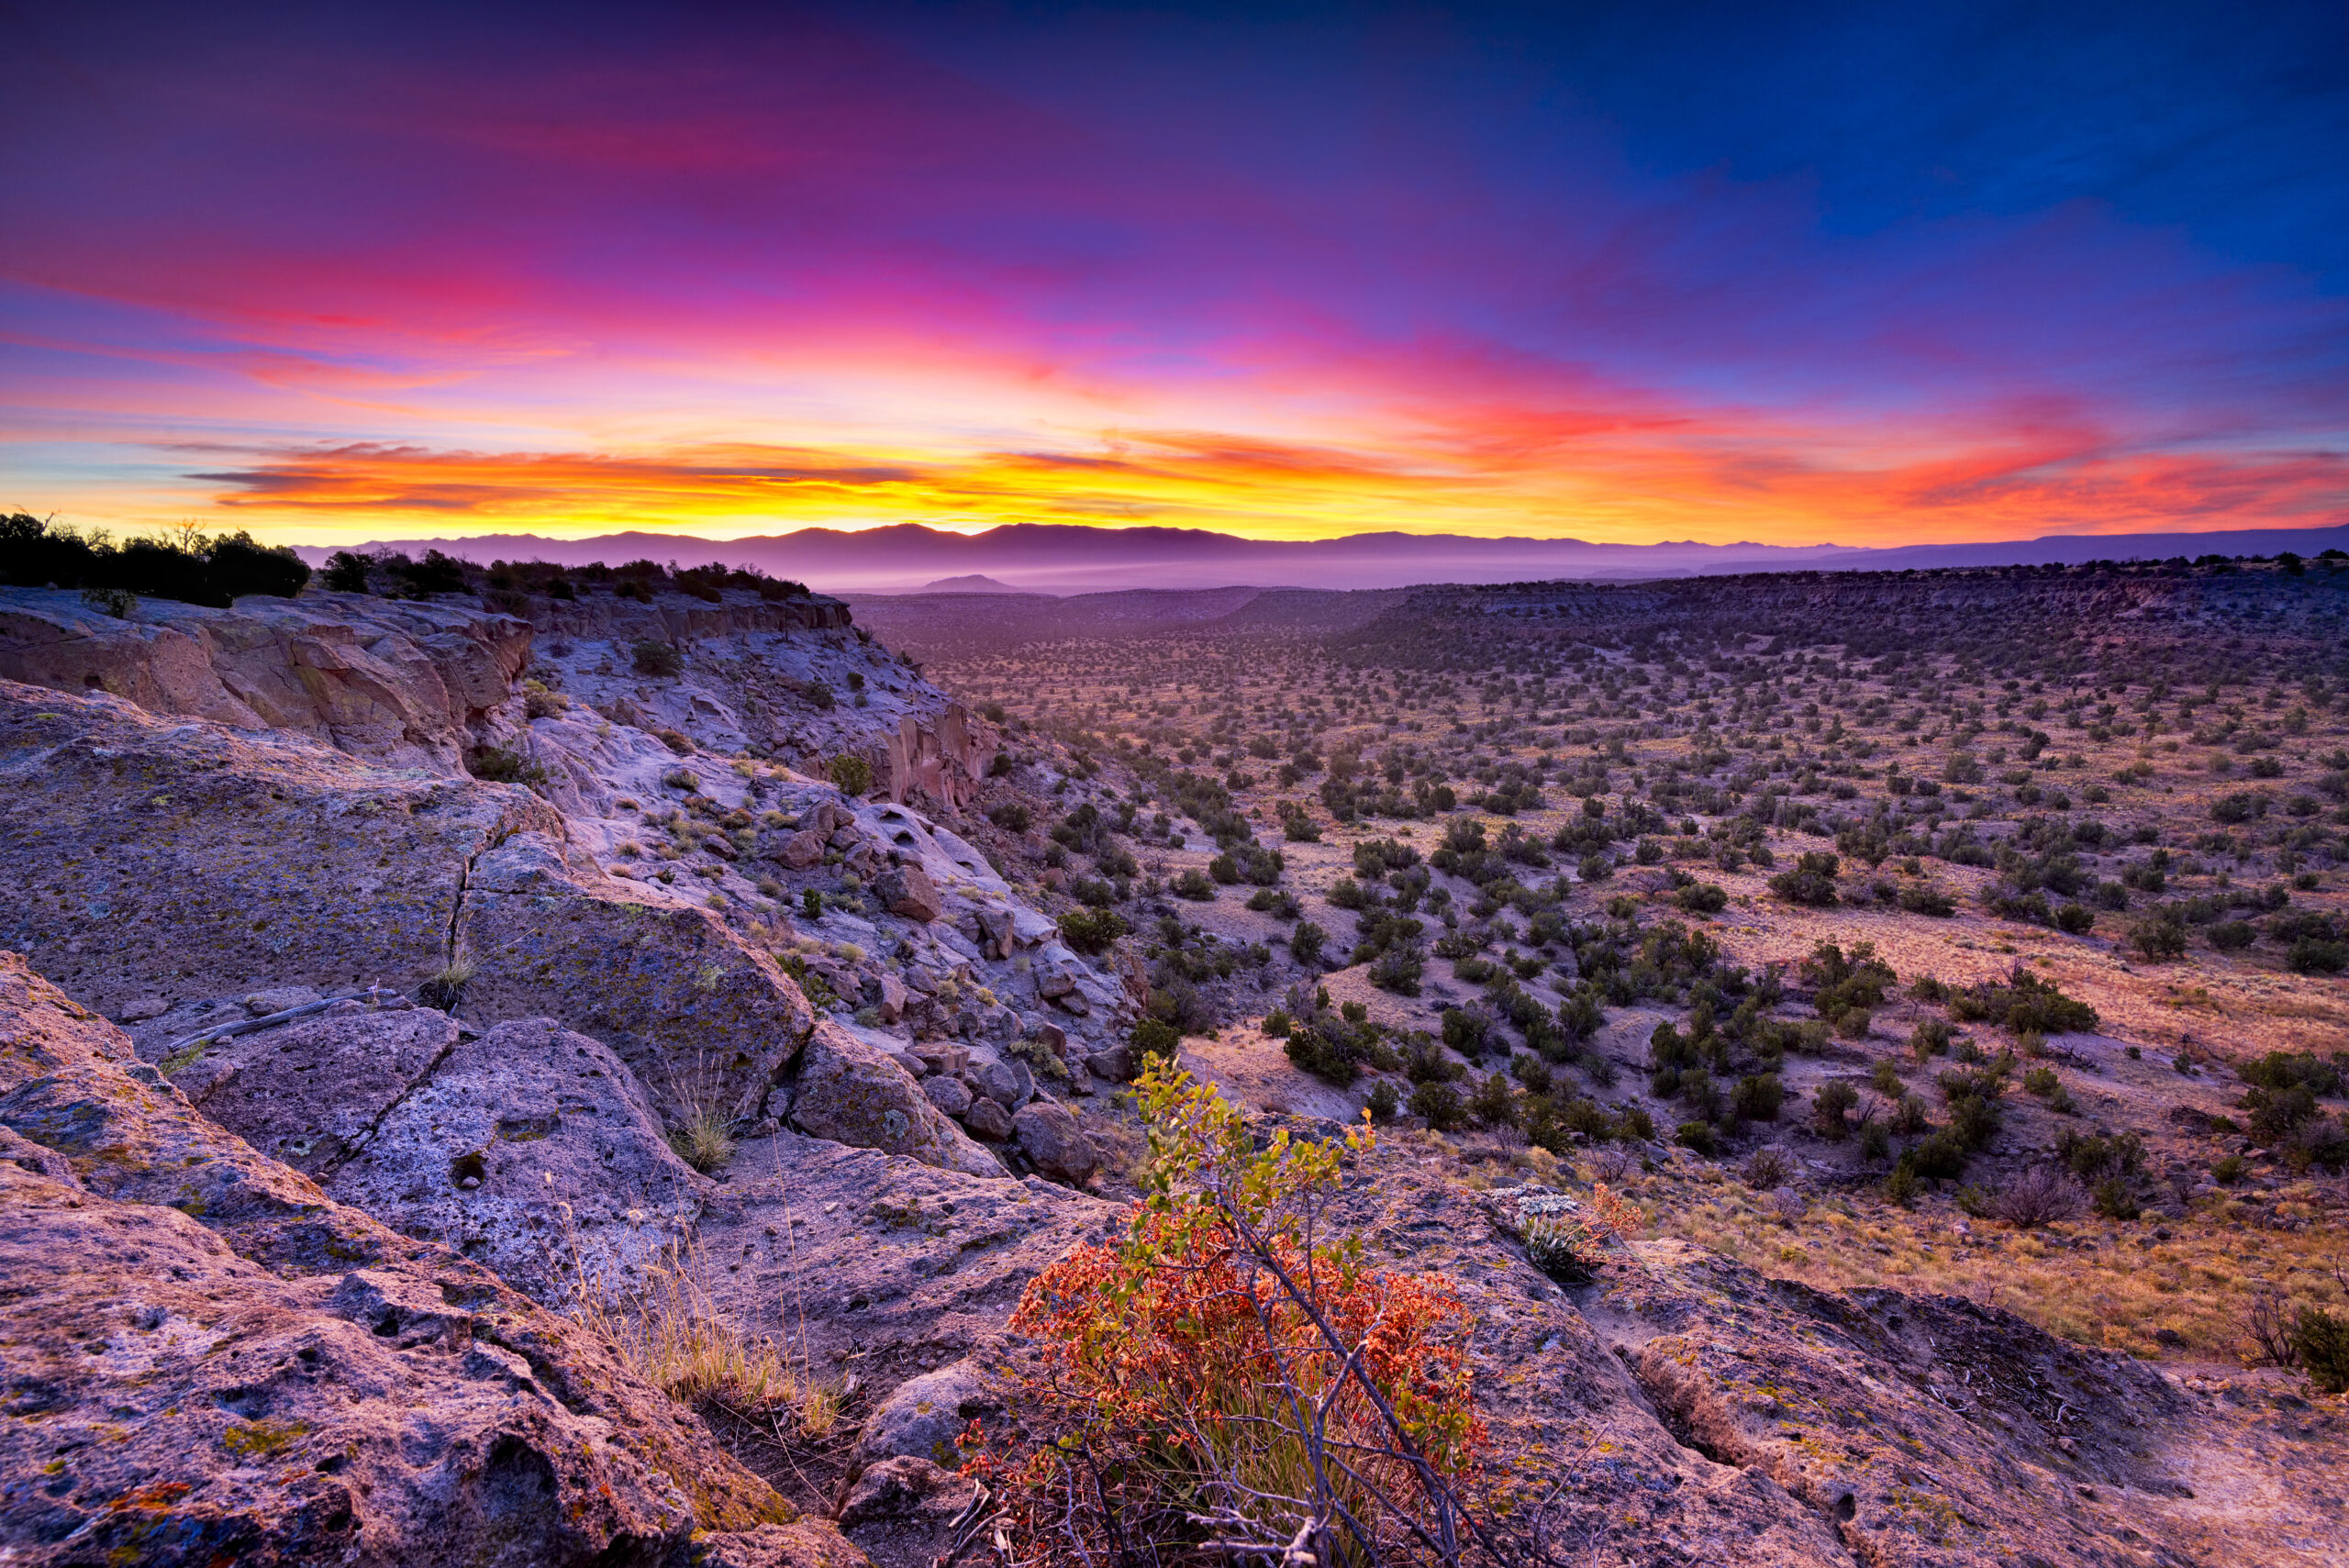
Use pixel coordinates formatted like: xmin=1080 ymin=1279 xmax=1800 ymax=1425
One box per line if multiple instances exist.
xmin=2 ymin=0 xmax=2345 ymax=549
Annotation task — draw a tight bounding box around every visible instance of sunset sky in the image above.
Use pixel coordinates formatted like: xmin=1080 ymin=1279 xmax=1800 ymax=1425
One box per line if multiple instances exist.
xmin=3 ymin=1 xmax=2345 ymax=549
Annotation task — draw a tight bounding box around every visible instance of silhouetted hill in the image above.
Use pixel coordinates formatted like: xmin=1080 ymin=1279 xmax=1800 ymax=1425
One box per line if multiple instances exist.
xmin=291 ymin=518 xmax=2349 ymax=595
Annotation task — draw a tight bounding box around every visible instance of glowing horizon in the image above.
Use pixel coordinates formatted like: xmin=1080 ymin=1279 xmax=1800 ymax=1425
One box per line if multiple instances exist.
xmin=5 ymin=3 xmax=2344 ymax=553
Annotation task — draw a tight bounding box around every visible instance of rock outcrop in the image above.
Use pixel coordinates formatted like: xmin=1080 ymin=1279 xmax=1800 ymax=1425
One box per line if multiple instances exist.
xmin=885 ymin=704 xmax=996 ymax=816
xmin=0 ymin=951 xmax=841 ymax=1566
xmin=0 ymin=587 xmax=532 ymax=771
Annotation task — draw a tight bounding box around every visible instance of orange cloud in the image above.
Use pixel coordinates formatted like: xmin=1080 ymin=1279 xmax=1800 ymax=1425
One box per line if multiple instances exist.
xmin=170 ymin=416 xmax=2348 ymax=551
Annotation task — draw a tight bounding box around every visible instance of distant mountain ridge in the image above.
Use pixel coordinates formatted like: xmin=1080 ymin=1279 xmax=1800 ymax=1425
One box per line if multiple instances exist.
xmin=290 ymin=518 xmax=2349 ymax=595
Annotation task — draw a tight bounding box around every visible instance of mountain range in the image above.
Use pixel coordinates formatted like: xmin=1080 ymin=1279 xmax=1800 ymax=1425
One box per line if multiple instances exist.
xmin=289 ymin=519 xmax=2349 ymax=595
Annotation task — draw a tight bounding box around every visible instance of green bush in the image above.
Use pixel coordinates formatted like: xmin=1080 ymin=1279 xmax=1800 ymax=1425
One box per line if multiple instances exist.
xmin=1675 ymin=882 xmax=1728 ymax=915
xmin=1730 ymin=1073 xmax=1783 ymax=1123
xmin=1058 ymin=907 xmax=1130 ymax=956
xmin=1131 ymin=1018 xmax=1180 ymax=1060
xmin=828 ymin=754 xmax=874 ymax=796
xmin=2129 ymin=914 xmax=2188 ymax=962
xmin=1769 ymin=851 xmax=1841 ymax=906
xmin=1810 ymin=1079 xmax=1857 ymax=1139
xmin=1674 ymin=1120 xmax=1720 ymax=1155
xmin=1408 ymin=1081 xmax=1466 ymax=1130
xmin=2296 ymin=1307 xmax=2349 ymax=1395
xmin=630 ymin=639 xmax=683 ymax=677
xmin=465 ymin=746 xmax=546 ymax=786
xmin=1285 ymin=1026 xmax=1361 ymax=1086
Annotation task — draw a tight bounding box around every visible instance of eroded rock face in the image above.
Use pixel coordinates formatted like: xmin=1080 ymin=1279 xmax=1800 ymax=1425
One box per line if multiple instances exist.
xmin=456 ymin=829 xmax=818 ymax=1129
xmin=884 ymin=705 xmax=996 ymax=816
xmin=157 ymin=1004 xmax=459 ymax=1178
xmin=0 ymin=951 xmax=800 ymax=1564
xmin=691 ymin=1133 xmax=1110 ymax=1386
xmin=320 ymin=1017 xmax=712 ymax=1302
xmin=0 ymin=587 xmax=532 ymax=771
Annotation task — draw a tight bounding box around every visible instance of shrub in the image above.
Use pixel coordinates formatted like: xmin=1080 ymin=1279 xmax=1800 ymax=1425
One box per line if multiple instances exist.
xmin=2289 ymin=937 xmax=2348 ymax=974
xmin=987 ymin=801 xmax=1032 ymax=833
xmin=1898 ymin=884 xmax=1956 ymax=917
xmin=1907 ymin=1129 xmax=1971 ymax=1180
xmin=630 ymin=639 xmax=683 ymax=676
xmin=2053 ymin=904 xmax=2095 ymax=935
xmin=1811 ymin=1079 xmax=1858 ymax=1140
xmin=1284 ymin=1026 xmax=1361 ymax=1086
xmin=2129 ymin=914 xmax=2188 ymax=962
xmin=2022 ymin=1065 xmax=2076 ymax=1114
xmin=2298 ymin=1307 xmax=2349 ymax=1395
xmin=1731 ymin=1073 xmax=1784 ymax=1124
xmin=1173 ymin=868 xmax=1218 ymax=901
xmin=1058 ymin=907 xmax=1130 ymax=956
xmin=1674 ymin=1120 xmax=1720 ymax=1155
xmin=1519 ymin=1187 xmax=1643 ymax=1284
xmin=1289 ymin=921 xmax=1328 ymax=966
xmin=1991 ymin=1165 xmax=2085 ymax=1229
xmin=992 ymin=1071 xmax=1487 ymax=1565
xmin=1742 ymin=1145 xmax=1793 ymax=1188
xmin=1948 ymin=966 xmax=2099 ymax=1037
xmin=417 ymin=960 xmax=474 ymax=1012
xmin=1365 ymin=1079 xmax=1400 ymax=1120
xmin=1769 ymin=851 xmax=1841 ymax=906
xmin=2092 ymin=1176 xmax=2141 ymax=1220
xmin=1408 ymin=1081 xmax=1468 ymax=1130
xmin=1675 ymin=882 xmax=1728 ymax=915
xmin=1130 ymin=1018 xmax=1181 ymax=1061
xmin=465 ymin=746 xmax=546 ymax=787
xmin=827 ymin=754 xmax=873 ymax=797
xmin=2209 ymin=919 xmax=2256 ymax=951
xmin=1367 ymin=945 xmax=1424 ymax=996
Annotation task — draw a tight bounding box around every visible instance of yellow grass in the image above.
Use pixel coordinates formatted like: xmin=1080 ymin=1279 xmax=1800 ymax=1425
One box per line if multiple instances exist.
xmin=1636 ymin=1167 xmax=2349 ymax=1362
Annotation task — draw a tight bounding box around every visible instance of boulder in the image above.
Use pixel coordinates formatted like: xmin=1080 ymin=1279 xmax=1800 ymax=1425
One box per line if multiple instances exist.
xmin=838 ymin=1456 xmax=974 ymax=1528
xmin=875 ymin=973 xmax=908 ymax=1023
xmin=919 ymin=1074 xmax=973 ymax=1118
xmin=974 ymin=905 xmax=1015 ymax=961
xmin=971 ymin=1056 xmax=1034 ymax=1110
xmin=1013 ymin=1101 xmax=1099 ymax=1185
xmin=872 ymin=864 xmax=943 ymax=923
xmin=785 ymin=1020 xmax=1000 ymax=1179
xmin=883 ymin=705 xmax=998 ymax=816
xmin=961 ymin=1096 xmax=1014 ymax=1141
xmin=1085 ymin=1043 xmax=1138 ymax=1083
xmin=857 ymin=1362 xmax=998 ymax=1464
xmin=777 ymin=828 xmax=827 ymax=868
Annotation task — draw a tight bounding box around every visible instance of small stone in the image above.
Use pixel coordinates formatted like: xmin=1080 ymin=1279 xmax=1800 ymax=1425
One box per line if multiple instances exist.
xmin=116 ymin=995 xmax=169 ymax=1023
